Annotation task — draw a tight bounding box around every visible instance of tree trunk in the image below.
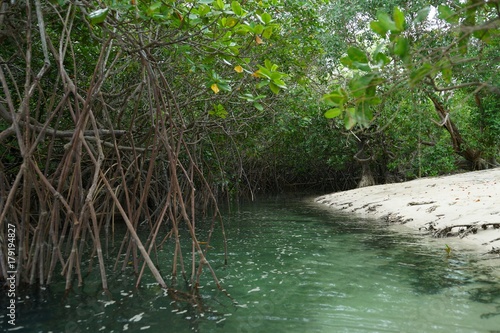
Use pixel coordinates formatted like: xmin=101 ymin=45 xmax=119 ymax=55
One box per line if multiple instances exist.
xmin=358 ymin=162 xmax=376 ymax=188
xmin=354 ymin=138 xmax=376 ymax=188
xmin=428 ymin=95 xmax=487 ymax=170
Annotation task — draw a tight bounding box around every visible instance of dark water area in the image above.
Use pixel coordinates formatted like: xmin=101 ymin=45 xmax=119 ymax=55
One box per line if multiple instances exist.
xmin=2 ymin=195 xmax=500 ymax=332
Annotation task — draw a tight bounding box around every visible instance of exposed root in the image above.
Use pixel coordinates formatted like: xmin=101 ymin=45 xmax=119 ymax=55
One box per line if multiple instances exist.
xmin=382 ymin=213 xmax=413 ymax=224
xmin=484 ymin=237 xmax=500 ymax=245
xmin=427 ymin=223 xmax=500 ymax=238
xmin=407 ymin=201 xmax=436 ymax=206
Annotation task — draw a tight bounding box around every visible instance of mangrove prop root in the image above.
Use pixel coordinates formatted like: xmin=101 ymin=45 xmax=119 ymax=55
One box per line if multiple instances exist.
xmin=0 ymin=1 xmax=229 ymax=306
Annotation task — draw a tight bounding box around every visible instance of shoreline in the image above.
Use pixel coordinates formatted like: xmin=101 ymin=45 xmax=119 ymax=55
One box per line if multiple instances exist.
xmin=315 ymin=168 xmax=500 ymax=266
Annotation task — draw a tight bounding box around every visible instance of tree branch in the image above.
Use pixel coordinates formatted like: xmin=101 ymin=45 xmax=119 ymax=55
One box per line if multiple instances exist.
xmin=427 ymin=77 xmax=485 ymax=92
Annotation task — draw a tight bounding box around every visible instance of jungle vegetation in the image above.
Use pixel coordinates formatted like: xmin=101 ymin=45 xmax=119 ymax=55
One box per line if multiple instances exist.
xmin=0 ymin=0 xmax=499 ymax=303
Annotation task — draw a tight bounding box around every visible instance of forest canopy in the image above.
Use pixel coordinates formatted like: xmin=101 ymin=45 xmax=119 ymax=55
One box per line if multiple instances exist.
xmin=0 ymin=0 xmax=498 ymax=295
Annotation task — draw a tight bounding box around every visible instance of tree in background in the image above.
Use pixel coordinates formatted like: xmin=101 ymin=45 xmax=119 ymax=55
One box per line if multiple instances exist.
xmin=322 ymin=0 xmax=500 ymax=185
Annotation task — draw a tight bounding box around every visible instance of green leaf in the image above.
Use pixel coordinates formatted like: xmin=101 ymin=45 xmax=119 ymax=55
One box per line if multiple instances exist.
xmin=260 ymin=13 xmax=272 ymax=25
xmin=270 ymin=72 xmax=283 ymax=81
xmin=344 ymin=108 xmax=357 ymax=130
xmin=88 ymin=8 xmax=109 ymax=25
xmin=344 ymin=47 xmax=372 ymax=71
xmin=347 ymin=47 xmax=369 ymax=63
xmin=365 ymin=96 xmax=381 ymax=105
xmin=393 ymin=7 xmax=405 ymax=32
xmin=370 ymin=76 xmax=385 ymax=87
xmin=348 ymin=74 xmax=375 ymax=97
xmin=373 ymin=52 xmax=390 ymax=67
xmin=370 ymin=21 xmax=387 ymax=37
xmin=269 ymin=82 xmax=280 ymax=94
xmin=254 ymin=102 xmax=264 ymax=111
xmin=209 ymin=104 xmax=228 ymax=118
xmin=227 ymin=17 xmax=238 ymax=27
xmin=215 ymin=0 xmax=225 ymax=10
xmin=410 ymin=63 xmax=433 ymax=85
xmin=255 ymin=68 xmax=271 ymax=79
xmin=353 ymin=62 xmax=372 ymax=72
xmin=464 ymin=9 xmax=476 ymax=27
xmin=473 ymin=29 xmax=491 ymax=43
xmin=262 ymin=26 xmax=273 ymax=39
xmin=236 ymin=24 xmax=252 ymax=35
xmin=356 ymin=103 xmax=373 ymax=128
xmin=231 ymin=1 xmax=243 ymax=16
xmin=256 ymin=81 xmax=269 ymax=89
xmin=365 ymin=84 xmax=376 ymax=98
xmin=339 ymin=87 xmax=349 ymax=100
xmin=272 ymin=78 xmax=286 ymax=89
xmin=322 ymin=92 xmax=345 ymax=106
xmin=441 ymin=66 xmax=452 ymax=84
xmin=217 ymin=81 xmax=232 ymax=92
xmin=253 ymin=24 xmax=265 ymax=35
xmin=393 ymin=37 xmax=409 ymax=59
xmin=437 ymin=5 xmax=458 ymax=24
xmin=146 ymin=2 xmax=162 ymax=16
xmin=239 ymin=93 xmax=254 ymax=102
xmin=264 ymin=59 xmax=278 ymax=71
xmin=340 ymin=56 xmax=354 ymax=69
xmin=324 ymin=108 xmax=342 ymax=119
xmin=376 ymin=10 xmax=399 ymax=32
xmin=458 ymin=33 xmax=469 ymax=54
xmin=414 ymin=6 xmax=431 ymax=23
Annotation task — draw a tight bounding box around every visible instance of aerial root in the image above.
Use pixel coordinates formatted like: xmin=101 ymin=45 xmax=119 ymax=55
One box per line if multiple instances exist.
xmin=420 ymin=222 xmax=500 ymax=238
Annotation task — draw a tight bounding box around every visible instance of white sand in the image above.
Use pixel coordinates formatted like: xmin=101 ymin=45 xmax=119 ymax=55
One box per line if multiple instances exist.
xmin=315 ymin=168 xmax=500 ymax=256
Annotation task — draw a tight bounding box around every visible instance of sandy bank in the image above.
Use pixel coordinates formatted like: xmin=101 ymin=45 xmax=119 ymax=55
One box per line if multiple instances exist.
xmin=315 ymin=168 xmax=500 ymax=257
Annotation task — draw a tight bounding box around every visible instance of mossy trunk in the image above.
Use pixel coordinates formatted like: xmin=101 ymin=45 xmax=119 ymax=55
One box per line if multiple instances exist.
xmin=358 ymin=162 xmax=376 ymax=188
xmin=355 ymin=138 xmax=376 ymax=188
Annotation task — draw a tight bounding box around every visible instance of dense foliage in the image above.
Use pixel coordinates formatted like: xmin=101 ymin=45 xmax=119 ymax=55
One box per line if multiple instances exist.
xmin=322 ymin=0 xmax=500 ymax=177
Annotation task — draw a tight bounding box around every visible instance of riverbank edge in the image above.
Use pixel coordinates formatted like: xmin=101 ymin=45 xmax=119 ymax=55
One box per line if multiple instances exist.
xmin=314 ymin=168 xmax=500 ymax=271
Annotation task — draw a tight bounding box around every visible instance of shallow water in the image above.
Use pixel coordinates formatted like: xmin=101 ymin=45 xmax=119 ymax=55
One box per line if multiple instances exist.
xmin=2 ymin=196 xmax=500 ymax=332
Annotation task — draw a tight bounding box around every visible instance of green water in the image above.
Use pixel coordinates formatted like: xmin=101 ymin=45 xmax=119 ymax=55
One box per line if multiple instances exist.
xmin=3 ymin=196 xmax=500 ymax=332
